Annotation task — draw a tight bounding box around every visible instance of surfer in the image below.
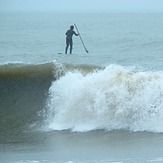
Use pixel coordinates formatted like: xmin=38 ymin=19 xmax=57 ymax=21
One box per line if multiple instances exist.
xmin=65 ymin=25 xmax=79 ymax=54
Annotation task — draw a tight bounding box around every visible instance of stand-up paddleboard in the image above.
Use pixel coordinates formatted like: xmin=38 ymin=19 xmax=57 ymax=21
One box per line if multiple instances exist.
xmin=58 ymin=24 xmax=88 ymax=55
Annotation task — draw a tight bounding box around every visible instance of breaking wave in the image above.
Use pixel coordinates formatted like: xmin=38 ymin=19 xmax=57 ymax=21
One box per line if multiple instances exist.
xmin=1 ymin=61 xmax=163 ymax=133
xmin=45 ymin=64 xmax=163 ymax=133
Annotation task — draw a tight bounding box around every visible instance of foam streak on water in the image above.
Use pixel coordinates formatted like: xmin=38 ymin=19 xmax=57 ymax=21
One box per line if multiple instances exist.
xmin=46 ymin=64 xmax=163 ymax=133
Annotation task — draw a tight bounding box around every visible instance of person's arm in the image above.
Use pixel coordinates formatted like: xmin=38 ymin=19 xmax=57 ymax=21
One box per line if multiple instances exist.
xmin=65 ymin=30 xmax=68 ymax=35
xmin=73 ymin=31 xmax=79 ymax=36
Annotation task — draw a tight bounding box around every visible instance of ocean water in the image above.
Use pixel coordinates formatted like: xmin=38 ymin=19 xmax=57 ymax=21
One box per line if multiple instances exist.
xmin=0 ymin=12 xmax=163 ymax=163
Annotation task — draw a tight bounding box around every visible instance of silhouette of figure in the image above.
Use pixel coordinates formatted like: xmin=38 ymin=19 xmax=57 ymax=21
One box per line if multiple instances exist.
xmin=65 ymin=25 xmax=79 ymax=54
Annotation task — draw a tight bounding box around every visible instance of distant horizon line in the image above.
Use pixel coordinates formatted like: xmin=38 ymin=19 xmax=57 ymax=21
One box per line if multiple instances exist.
xmin=1 ymin=10 xmax=163 ymax=14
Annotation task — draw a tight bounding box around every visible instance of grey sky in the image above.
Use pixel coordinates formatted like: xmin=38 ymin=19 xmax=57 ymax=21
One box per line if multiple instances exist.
xmin=1 ymin=0 xmax=163 ymax=13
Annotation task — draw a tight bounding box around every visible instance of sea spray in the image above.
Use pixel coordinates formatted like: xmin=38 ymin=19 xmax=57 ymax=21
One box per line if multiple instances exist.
xmin=46 ymin=65 xmax=163 ymax=133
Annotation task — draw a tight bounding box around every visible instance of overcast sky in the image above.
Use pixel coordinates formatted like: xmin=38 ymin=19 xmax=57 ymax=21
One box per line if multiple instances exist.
xmin=1 ymin=0 xmax=163 ymax=13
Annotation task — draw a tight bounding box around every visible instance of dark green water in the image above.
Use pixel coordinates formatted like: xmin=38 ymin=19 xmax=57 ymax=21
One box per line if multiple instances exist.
xmin=0 ymin=63 xmax=55 ymax=134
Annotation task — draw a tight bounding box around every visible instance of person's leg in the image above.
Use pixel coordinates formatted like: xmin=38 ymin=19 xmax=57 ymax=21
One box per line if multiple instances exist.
xmin=70 ymin=39 xmax=73 ymax=54
xmin=65 ymin=39 xmax=69 ymax=54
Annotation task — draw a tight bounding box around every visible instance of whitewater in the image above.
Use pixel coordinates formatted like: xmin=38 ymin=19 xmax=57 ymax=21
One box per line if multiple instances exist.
xmin=44 ymin=63 xmax=163 ymax=133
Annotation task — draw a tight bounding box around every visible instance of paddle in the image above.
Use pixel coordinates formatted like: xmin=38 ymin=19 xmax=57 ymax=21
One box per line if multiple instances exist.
xmin=74 ymin=24 xmax=89 ymax=53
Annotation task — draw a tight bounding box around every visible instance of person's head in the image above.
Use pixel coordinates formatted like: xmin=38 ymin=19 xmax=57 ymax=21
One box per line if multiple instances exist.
xmin=70 ymin=25 xmax=74 ymax=30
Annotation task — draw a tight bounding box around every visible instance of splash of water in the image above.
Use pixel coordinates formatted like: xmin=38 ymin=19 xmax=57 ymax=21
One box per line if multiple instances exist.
xmin=46 ymin=65 xmax=163 ymax=133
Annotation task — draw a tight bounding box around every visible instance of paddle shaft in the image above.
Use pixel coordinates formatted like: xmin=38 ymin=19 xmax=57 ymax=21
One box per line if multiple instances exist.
xmin=74 ymin=24 xmax=89 ymax=53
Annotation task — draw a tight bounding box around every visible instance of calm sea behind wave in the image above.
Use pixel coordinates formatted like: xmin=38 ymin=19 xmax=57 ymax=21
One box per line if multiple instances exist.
xmin=0 ymin=12 xmax=163 ymax=69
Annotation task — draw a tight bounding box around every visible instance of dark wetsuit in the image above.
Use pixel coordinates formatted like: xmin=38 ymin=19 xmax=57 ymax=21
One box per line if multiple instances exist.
xmin=65 ymin=29 xmax=78 ymax=54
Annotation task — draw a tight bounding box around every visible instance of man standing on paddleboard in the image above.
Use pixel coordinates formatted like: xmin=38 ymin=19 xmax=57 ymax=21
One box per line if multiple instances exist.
xmin=65 ymin=25 xmax=79 ymax=54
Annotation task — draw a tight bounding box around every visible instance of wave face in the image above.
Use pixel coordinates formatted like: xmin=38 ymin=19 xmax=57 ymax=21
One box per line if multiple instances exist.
xmin=0 ymin=62 xmax=63 ymax=132
xmin=46 ymin=65 xmax=163 ymax=133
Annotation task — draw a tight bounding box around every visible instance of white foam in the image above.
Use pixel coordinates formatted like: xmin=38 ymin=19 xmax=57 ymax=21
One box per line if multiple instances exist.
xmin=45 ymin=64 xmax=163 ymax=133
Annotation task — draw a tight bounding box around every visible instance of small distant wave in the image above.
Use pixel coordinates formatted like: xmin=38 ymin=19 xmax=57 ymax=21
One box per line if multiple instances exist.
xmin=45 ymin=64 xmax=163 ymax=133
